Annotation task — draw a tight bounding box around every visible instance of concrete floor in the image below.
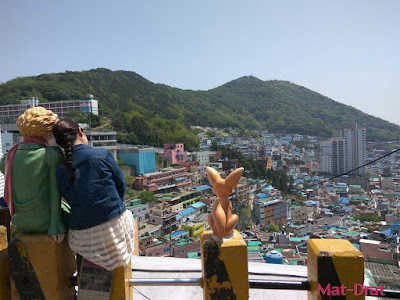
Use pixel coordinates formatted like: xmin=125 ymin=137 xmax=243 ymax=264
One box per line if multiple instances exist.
xmin=131 ymin=256 xmax=308 ymax=300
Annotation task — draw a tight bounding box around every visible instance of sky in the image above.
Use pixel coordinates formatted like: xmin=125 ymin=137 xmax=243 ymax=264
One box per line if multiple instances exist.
xmin=1 ymin=1 xmax=399 ymax=125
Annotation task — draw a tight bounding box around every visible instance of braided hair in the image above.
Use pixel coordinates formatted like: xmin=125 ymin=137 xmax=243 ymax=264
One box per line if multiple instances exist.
xmin=52 ymin=119 xmax=80 ymax=184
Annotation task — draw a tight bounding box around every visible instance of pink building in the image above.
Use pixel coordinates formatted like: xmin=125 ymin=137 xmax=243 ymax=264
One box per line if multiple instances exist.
xmin=133 ymin=167 xmax=192 ymax=192
xmin=159 ymin=143 xmax=186 ymax=164
xmin=144 ymin=242 xmax=173 ymax=257
xmin=144 ymin=240 xmax=200 ymax=258
xmin=172 ymin=240 xmax=200 ymax=258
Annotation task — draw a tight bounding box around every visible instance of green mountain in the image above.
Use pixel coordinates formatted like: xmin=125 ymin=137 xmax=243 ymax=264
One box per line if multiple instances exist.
xmin=1 ymin=68 xmax=399 ymax=147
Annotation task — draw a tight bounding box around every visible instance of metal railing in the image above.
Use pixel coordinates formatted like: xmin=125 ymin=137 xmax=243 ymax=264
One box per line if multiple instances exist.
xmin=129 ymin=278 xmax=400 ymax=298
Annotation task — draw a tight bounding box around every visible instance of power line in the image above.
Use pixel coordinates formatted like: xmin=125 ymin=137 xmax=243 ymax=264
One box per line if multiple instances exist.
xmin=310 ymin=147 xmax=400 ymax=188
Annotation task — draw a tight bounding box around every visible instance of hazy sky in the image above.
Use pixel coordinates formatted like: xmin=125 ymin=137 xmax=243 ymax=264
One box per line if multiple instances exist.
xmin=1 ymin=1 xmax=399 ymax=125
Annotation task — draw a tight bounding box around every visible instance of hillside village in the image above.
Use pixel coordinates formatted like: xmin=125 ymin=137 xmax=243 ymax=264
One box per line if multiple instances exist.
xmin=0 ymin=96 xmax=400 ymax=291
xmin=117 ymin=126 xmax=400 ymax=280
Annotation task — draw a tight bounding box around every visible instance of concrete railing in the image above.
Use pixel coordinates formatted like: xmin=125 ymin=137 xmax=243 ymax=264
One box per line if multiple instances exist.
xmin=1 ymin=224 xmax=399 ymax=299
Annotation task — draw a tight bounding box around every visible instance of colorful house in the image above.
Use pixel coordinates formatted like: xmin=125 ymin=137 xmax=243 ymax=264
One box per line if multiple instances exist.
xmin=159 ymin=143 xmax=186 ymax=164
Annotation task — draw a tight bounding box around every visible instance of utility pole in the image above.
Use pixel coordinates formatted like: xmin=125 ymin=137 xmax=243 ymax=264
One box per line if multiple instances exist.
xmin=235 ymin=186 xmax=240 ymax=231
xmin=169 ymin=216 xmax=172 ymax=257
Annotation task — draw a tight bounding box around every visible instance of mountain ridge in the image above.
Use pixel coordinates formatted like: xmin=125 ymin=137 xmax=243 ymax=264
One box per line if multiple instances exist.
xmin=0 ymin=68 xmax=398 ymax=146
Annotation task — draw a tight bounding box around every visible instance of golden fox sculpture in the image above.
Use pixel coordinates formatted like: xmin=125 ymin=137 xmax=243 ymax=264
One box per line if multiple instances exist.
xmin=206 ymin=167 xmax=244 ymax=240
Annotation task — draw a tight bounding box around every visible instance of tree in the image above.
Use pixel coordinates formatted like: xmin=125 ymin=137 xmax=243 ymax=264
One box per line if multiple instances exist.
xmin=266 ymin=169 xmax=294 ymax=195
xmin=353 ymin=215 xmax=381 ymax=222
xmin=206 ymin=131 xmax=215 ymax=138
xmin=260 ymin=223 xmax=280 ymax=232
xmin=138 ymin=191 xmax=156 ymax=204
xmin=238 ymin=202 xmax=252 ymax=230
xmin=266 ymin=223 xmax=280 ymax=232
xmin=65 ymin=110 xmax=86 ymax=122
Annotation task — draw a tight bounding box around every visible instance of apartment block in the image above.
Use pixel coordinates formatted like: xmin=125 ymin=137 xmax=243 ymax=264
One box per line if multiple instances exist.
xmin=286 ymin=224 xmax=311 ymax=237
xmin=125 ymin=199 xmax=149 ymax=223
xmin=319 ymin=139 xmax=345 ymax=175
xmin=193 ymin=151 xmax=211 ymax=166
xmin=344 ymin=126 xmax=366 ymax=176
xmin=148 ymin=207 xmax=179 ymax=236
xmin=289 ymin=204 xmax=308 ymax=223
xmin=237 ymin=178 xmax=250 ymax=202
xmin=159 ymin=143 xmax=186 ymax=164
xmin=0 ymin=95 xmax=98 ymax=121
xmin=85 ymin=131 xmax=117 ymax=159
xmin=134 ymin=167 xmax=192 ymax=193
xmin=319 ymin=125 xmax=366 ymax=176
xmin=254 ymin=197 xmax=287 ymax=227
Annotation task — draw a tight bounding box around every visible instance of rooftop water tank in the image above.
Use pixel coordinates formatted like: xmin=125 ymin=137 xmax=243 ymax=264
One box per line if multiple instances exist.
xmin=265 ymin=250 xmax=283 ymax=264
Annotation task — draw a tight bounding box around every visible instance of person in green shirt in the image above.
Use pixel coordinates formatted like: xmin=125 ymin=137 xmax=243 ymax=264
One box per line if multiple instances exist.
xmin=0 ymin=107 xmax=66 ymax=242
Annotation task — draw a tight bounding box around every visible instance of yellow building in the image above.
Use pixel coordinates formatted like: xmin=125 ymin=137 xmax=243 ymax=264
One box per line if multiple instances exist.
xmin=182 ymin=222 xmax=205 ymax=238
xmin=266 ymin=157 xmax=273 ymax=170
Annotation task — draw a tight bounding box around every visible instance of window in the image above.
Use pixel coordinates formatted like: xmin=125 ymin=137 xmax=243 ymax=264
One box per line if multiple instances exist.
xmin=181 ymin=250 xmax=185 ymax=254
xmin=164 ymin=247 xmax=170 ymax=253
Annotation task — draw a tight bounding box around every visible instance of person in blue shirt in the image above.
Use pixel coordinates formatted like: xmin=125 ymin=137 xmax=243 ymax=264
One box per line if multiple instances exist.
xmin=52 ymin=119 xmax=135 ymax=271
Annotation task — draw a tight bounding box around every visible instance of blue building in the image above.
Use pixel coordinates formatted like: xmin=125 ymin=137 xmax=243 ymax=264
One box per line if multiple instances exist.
xmin=118 ymin=147 xmax=156 ymax=175
xmin=390 ymin=222 xmax=400 ymax=235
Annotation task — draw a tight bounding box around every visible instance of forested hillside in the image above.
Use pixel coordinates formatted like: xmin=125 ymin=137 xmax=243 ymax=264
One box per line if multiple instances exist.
xmin=1 ymin=68 xmax=399 ymax=147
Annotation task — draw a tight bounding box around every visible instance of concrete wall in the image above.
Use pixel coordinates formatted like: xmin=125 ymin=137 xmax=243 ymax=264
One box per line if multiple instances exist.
xmin=118 ymin=151 xmax=156 ymax=175
xmin=120 ymin=165 xmax=136 ymax=178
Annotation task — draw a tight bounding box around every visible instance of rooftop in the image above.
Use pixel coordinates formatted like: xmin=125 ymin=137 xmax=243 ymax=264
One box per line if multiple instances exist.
xmin=190 ymin=202 xmax=207 ymax=209
xmin=195 ymin=185 xmax=211 ymax=192
xmin=179 ymin=208 xmax=196 ymax=216
xmin=359 ymin=239 xmax=380 ymax=245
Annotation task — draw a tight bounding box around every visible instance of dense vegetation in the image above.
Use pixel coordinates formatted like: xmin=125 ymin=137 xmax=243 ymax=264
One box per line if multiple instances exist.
xmin=260 ymin=223 xmax=281 ymax=233
xmin=1 ymin=68 xmax=399 ymax=144
xmin=353 ymin=215 xmax=382 ymax=222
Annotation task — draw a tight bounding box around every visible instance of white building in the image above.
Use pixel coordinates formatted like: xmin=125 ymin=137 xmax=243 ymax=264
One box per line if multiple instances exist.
xmin=193 ymin=151 xmax=210 ymax=166
xmin=1 ymin=132 xmax=13 ymax=153
xmin=319 ymin=126 xmax=366 ymax=176
xmin=319 ymin=139 xmax=345 ymax=175
xmin=344 ymin=126 xmax=366 ymax=176
xmin=0 ymin=95 xmax=98 ymax=122
xmin=86 ymin=131 xmax=117 ymax=159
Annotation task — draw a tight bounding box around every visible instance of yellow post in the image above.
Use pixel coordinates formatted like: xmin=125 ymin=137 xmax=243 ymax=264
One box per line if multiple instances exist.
xmin=201 ymin=230 xmax=249 ymax=300
xmin=110 ymin=217 xmax=138 ymax=300
xmin=308 ymin=239 xmax=365 ymax=300
xmin=0 ymin=225 xmax=7 ymax=251
xmin=0 ymin=226 xmax=10 ymax=299
xmin=8 ymin=234 xmax=76 ymax=300
xmin=110 ymin=261 xmax=132 ymax=300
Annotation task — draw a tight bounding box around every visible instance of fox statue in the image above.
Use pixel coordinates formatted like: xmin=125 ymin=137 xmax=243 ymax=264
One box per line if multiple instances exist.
xmin=206 ymin=167 xmax=244 ymax=240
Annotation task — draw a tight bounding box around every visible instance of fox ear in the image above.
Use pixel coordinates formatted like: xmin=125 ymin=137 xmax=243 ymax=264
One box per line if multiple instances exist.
xmin=225 ymin=167 xmax=244 ymax=189
xmin=206 ymin=167 xmax=221 ymax=185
